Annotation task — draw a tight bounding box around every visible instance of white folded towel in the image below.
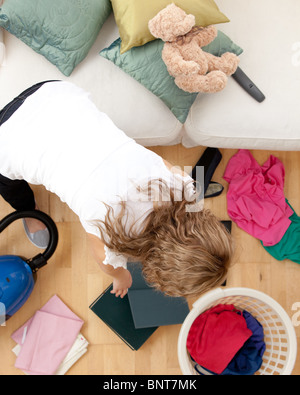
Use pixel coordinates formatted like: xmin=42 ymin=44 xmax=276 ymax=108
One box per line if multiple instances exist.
xmin=12 ymin=333 xmax=89 ymax=375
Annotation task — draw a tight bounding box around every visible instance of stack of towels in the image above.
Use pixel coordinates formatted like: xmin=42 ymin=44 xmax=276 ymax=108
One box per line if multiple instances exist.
xmin=11 ymin=295 xmax=88 ymax=375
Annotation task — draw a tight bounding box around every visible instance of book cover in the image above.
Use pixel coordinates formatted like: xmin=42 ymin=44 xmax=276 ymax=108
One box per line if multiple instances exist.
xmin=89 ymin=284 xmax=158 ymax=351
xmin=127 ymin=262 xmax=190 ymax=329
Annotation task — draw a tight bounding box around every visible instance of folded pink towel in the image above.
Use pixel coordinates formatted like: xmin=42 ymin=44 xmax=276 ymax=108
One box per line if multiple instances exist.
xmin=11 ymin=295 xmax=84 ymax=375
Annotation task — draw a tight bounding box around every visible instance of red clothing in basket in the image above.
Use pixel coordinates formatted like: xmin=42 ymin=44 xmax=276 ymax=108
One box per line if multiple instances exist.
xmin=186 ymin=304 xmax=252 ymax=374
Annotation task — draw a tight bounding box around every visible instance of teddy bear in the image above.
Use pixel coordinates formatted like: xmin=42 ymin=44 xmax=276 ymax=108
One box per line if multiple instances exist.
xmin=148 ymin=3 xmax=240 ymax=93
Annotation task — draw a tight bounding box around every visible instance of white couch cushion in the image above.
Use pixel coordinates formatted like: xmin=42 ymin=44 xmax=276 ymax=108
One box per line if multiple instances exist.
xmin=183 ymin=0 xmax=300 ymax=150
xmin=0 ymin=15 xmax=182 ymax=147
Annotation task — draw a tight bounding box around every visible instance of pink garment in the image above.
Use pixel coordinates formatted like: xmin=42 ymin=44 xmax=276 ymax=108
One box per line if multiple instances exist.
xmin=11 ymin=295 xmax=83 ymax=375
xmin=223 ymin=150 xmax=293 ymax=246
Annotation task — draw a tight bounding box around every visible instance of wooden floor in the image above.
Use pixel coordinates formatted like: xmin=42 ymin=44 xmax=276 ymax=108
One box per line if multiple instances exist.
xmin=1 ymin=145 xmax=300 ymax=375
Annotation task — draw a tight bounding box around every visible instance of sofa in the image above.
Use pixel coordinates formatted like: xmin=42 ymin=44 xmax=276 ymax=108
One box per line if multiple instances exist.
xmin=0 ymin=0 xmax=299 ymax=150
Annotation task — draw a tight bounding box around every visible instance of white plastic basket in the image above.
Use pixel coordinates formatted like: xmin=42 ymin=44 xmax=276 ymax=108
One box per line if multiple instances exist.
xmin=178 ymin=287 xmax=297 ymax=375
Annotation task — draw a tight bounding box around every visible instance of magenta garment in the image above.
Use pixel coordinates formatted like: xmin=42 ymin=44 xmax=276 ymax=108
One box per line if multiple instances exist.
xmin=11 ymin=295 xmax=84 ymax=375
xmin=223 ymin=150 xmax=293 ymax=246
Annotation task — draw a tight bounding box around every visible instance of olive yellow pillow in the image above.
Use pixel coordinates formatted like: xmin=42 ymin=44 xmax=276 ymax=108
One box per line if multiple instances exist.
xmin=111 ymin=0 xmax=230 ymax=53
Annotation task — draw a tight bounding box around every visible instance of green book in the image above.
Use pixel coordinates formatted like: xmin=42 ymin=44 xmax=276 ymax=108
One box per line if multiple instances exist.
xmin=89 ymin=284 xmax=158 ymax=351
xmin=127 ymin=262 xmax=190 ymax=329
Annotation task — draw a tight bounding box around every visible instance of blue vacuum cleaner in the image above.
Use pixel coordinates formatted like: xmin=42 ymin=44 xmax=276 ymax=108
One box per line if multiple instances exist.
xmin=0 ymin=210 xmax=58 ymax=323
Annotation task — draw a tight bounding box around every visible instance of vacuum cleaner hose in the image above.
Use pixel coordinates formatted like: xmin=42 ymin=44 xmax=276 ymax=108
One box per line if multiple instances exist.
xmin=0 ymin=210 xmax=58 ymax=263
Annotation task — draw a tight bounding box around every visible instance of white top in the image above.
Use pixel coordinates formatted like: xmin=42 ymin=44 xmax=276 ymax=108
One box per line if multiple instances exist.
xmin=0 ymin=81 xmax=196 ymax=268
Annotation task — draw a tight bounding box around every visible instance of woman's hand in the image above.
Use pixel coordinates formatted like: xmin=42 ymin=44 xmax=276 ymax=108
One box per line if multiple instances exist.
xmin=111 ymin=269 xmax=133 ymax=298
xmin=88 ymin=234 xmax=133 ymax=298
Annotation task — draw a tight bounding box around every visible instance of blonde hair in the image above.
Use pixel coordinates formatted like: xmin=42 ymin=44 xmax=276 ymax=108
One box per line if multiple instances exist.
xmin=98 ymin=179 xmax=233 ymax=299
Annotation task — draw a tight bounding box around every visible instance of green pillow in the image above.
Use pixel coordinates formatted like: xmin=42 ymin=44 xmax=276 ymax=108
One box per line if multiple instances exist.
xmin=0 ymin=0 xmax=112 ymax=76
xmin=100 ymin=31 xmax=243 ymax=123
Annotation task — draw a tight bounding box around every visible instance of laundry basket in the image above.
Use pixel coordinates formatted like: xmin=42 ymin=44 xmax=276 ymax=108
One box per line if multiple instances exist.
xmin=178 ymin=287 xmax=297 ymax=375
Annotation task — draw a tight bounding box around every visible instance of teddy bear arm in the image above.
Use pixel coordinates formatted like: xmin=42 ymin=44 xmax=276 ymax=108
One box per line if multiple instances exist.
xmin=162 ymin=44 xmax=200 ymax=76
xmin=194 ymin=25 xmax=218 ymax=47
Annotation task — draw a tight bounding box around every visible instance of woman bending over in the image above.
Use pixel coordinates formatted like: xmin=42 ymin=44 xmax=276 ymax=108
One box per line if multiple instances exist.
xmin=0 ymin=81 xmax=233 ymax=299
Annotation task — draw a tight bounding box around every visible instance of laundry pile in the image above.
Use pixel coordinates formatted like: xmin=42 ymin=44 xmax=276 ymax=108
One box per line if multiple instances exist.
xmin=186 ymin=304 xmax=266 ymax=375
xmin=224 ymin=149 xmax=300 ymax=264
xmin=11 ymin=295 xmax=88 ymax=375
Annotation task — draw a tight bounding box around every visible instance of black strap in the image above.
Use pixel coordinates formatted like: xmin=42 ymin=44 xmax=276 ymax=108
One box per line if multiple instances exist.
xmin=0 ymin=80 xmax=61 ymax=125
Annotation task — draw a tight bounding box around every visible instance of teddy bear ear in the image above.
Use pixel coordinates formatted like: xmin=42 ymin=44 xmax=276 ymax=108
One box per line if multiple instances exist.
xmin=148 ymin=17 xmax=159 ymax=37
